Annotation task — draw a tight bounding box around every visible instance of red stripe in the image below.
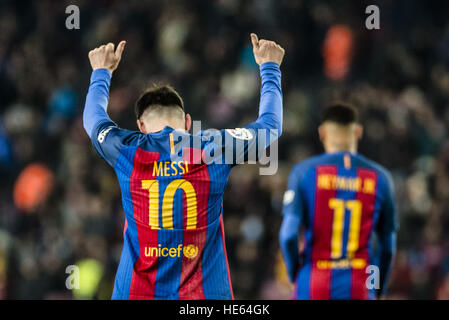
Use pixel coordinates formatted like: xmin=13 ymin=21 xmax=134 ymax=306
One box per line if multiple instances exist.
xmin=312 ymin=165 xmax=338 ymax=260
xmin=310 ymin=165 xmax=337 ymax=300
xmin=219 ymin=200 xmax=234 ymax=298
xmin=129 ymin=149 xmax=160 ymax=299
xmin=220 ymin=215 xmax=234 ymax=299
xmin=351 ymin=168 xmax=378 ymax=300
xmin=310 ymin=265 xmax=332 ymax=300
xmin=179 ymin=227 xmax=207 ymax=299
xmin=183 ymin=147 xmax=204 ymax=165
xmin=178 ymin=153 xmax=210 ymax=299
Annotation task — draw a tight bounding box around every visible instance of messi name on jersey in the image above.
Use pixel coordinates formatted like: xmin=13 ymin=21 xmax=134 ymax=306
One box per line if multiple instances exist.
xmin=152 ymin=161 xmax=189 ymax=177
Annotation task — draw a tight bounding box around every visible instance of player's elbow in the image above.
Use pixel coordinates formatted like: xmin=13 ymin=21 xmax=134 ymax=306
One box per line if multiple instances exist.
xmin=380 ymin=246 xmax=395 ymax=262
xmin=257 ymin=113 xmax=283 ymax=138
xmin=272 ymin=116 xmax=283 ymax=137
xmin=377 ymin=240 xmax=396 ymax=271
xmin=279 ymin=213 xmax=300 ymax=243
xmin=279 ymin=226 xmax=296 ymax=252
xmin=279 ymin=233 xmax=298 ymax=283
xmin=380 ymin=232 xmax=397 ymax=255
xmin=82 ymin=110 xmax=93 ymax=138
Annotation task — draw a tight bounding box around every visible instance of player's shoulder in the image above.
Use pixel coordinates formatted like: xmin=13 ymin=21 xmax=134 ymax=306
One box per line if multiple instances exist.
xmin=295 ymin=153 xmax=334 ymax=169
xmin=354 ymin=154 xmax=393 ymax=185
xmin=92 ymin=121 xmax=146 ymax=167
xmin=199 ymin=127 xmax=255 ymax=141
xmin=196 ymin=128 xmax=223 ymax=140
xmin=95 ymin=121 xmax=143 ymax=145
xmin=193 ymin=128 xmax=255 ymax=150
xmin=290 ymin=153 xmax=330 ymax=178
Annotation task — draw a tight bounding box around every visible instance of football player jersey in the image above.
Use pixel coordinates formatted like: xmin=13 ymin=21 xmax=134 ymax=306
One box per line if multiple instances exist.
xmin=83 ymin=63 xmax=282 ymax=299
xmin=280 ymin=152 xmax=398 ymax=300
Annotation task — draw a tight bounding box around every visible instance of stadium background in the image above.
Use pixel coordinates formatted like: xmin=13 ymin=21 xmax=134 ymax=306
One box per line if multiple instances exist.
xmin=0 ymin=0 xmax=449 ymax=299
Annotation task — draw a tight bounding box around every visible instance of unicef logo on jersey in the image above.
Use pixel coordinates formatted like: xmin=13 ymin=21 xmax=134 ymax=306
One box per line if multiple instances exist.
xmin=144 ymin=244 xmax=199 ymax=259
xmin=183 ymin=244 xmax=199 ymax=259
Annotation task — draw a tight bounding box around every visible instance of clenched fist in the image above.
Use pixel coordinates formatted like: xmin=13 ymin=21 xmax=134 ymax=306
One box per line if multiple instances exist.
xmin=88 ymin=41 xmax=126 ymax=74
xmin=250 ymin=33 xmax=285 ymax=66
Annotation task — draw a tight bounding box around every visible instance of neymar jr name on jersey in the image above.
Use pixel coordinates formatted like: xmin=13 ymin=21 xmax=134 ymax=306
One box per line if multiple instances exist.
xmin=317 ymin=173 xmax=376 ymax=194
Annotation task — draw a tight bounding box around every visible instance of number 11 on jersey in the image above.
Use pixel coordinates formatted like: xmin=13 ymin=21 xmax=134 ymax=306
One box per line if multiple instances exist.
xmin=329 ymin=198 xmax=362 ymax=259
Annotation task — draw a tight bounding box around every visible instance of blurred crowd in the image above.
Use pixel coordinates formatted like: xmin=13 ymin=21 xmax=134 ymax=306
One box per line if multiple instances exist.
xmin=1 ymin=0 xmax=449 ymax=299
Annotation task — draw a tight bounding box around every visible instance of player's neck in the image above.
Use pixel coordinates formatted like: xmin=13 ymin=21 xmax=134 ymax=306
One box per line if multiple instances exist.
xmin=324 ymin=144 xmax=357 ymax=154
xmin=145 ymin=122 xmax=187 ymax=134
xmin=146 ymin=126 xmax=186 ymax=133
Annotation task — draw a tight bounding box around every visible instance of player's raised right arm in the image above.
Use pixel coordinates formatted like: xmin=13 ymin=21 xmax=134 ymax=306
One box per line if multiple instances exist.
xmin=83 ymin=41 xmax=126 ymax=139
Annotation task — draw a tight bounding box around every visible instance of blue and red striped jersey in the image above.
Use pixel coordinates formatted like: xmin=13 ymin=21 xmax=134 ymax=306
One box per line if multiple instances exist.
xmin=83 ymin=63 xmax=282 ymax=299
xmin=280 ymin=152 xmax=398 ymax=300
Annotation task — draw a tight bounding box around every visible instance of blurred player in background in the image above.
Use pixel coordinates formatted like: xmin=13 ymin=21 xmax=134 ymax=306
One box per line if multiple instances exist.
xmin=83 ymin=34 xmax=284 ymax=299
xmin=279 ymin=103 xmax=398 ymax=300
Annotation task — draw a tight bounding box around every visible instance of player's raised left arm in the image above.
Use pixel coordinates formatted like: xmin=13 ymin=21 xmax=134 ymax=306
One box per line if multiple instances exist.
xmin=83 ymin=41 xmax=126 ymax=139
xmin=251 ymin=33 xmax=284 ymax=135
xmin=219 ymin=34 xmax=284 ymax=166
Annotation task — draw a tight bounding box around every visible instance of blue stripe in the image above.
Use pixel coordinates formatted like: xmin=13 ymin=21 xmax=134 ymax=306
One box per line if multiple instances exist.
xmin=296 ymin=264 xmax=311 ymax=300
xmin=153 ymin=152 xmax=182 ymax=299
xmin=112 ymin=147 xmax=139 ymax=300
xmin=330 ymin=269 xmax=351 ymax=300
xmin=173 ymin=189 xmax=184 ymax=229
xmin=303 ymin=168 xmax=317 ymax=263
xmin=201 ymin=164 xmax=233 ymax=299
xmin=153 ymin=229 xmax=183 ymax=299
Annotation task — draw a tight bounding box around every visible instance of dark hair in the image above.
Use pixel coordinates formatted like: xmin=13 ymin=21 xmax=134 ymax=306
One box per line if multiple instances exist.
xmin=321 ymin=102 xmax=358 ymax=125
xmin=135 ymin=85 xmax=184 ymax=119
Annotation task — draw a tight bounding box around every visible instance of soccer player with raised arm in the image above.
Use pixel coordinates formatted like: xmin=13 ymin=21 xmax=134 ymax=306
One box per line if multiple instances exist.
xmin=280 ymin=103 xmax=398 ymax=300
xmin=83 ymin=34 xmax=284 ymax=300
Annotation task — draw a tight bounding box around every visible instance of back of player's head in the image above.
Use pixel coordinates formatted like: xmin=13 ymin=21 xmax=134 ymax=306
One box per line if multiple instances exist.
xmin=135 ymin=85 xmax=184 ymax=120
xmin=318 ymin=102 xmax=362 ymax=153
xmin=320 ymin=102 xmax=358 ymax=126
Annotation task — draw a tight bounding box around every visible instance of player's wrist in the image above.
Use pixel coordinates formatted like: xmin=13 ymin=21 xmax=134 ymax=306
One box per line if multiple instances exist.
xmin=92 ymin=68 xmax=113 ymax=77
xmin=90 ymin=68 xmax=112 ymax=84
xmin=259 ymin=62 xmax=281 ymax=76
xmin=260 ymin=61 xmax=280 ymax=69
xmin=259 ymin=61 xmax=280 ymax=67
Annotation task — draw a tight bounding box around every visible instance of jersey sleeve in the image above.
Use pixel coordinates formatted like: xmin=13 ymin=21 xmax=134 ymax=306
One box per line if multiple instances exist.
xmin=279 ymin=164 xmax=305 ymax=282
xmin=282 ymin=164 xmax=305 ymax=219
xmin=375 ymin=170 xmax=399 ymax=297
xmin=90 ymin=123 xmax=142 ymax=167
xmin=376 ymin=171 xmax=399 ymax=235
xmin=83 ymin=68 xmax=142 ymax=167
